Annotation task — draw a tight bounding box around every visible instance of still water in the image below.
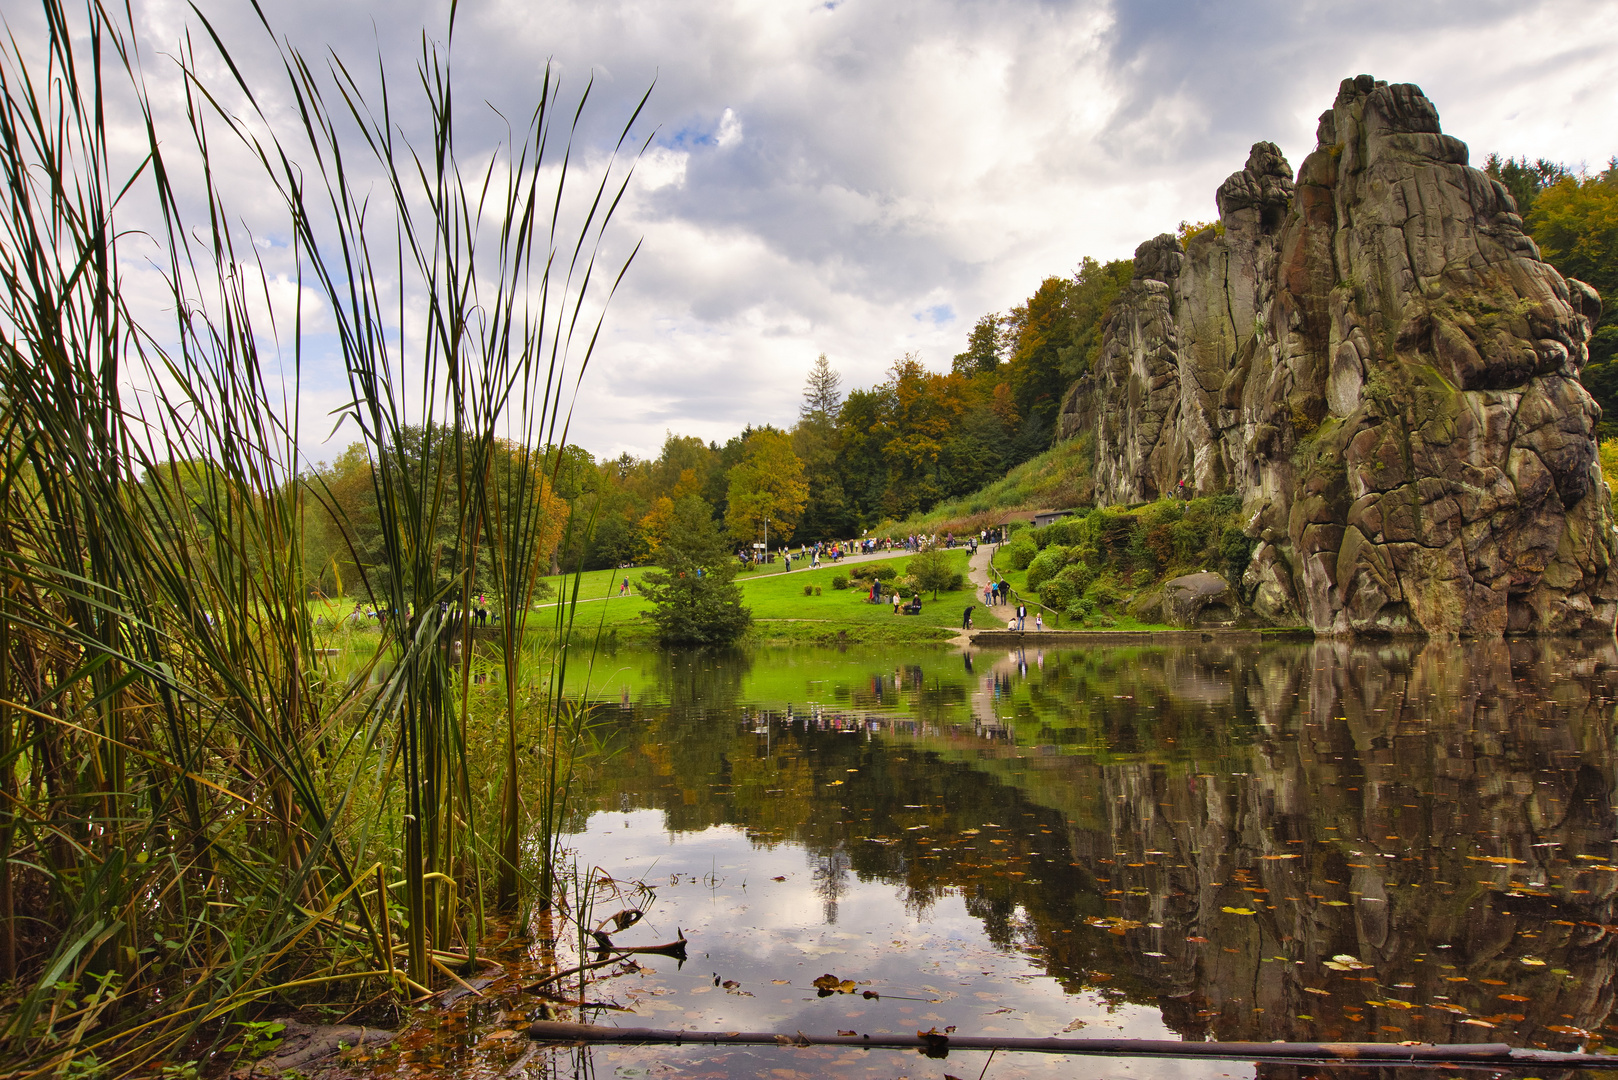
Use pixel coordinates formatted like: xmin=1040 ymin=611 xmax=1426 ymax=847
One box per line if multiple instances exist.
xmin=391 ymin=639 xmax=1618 ymax=1080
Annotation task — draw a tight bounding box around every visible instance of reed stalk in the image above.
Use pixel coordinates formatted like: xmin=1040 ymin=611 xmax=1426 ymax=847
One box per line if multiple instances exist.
xmin=0 ymin=0 xmax=642 ymax=1071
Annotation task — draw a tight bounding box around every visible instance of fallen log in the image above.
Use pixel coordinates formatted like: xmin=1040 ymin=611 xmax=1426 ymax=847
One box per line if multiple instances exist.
xmin=526 ymin=1022 xmax=1618 ymax=1068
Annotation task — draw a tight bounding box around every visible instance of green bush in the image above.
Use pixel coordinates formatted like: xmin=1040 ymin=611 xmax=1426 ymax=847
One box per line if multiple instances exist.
xmin=1025 ymin=544 xmax=1073 ymax=591
xmin=1040 ymin=576 xmax=1075 ymax=611
xmin=850 ymin=563 xmax=898 ymax=582
xmin=803 ymin=583 xmax=815 ymax=596
xmin=947 ymin=572 xmax=965 ymax=592
xmin=831 ymin=575 xmax=849 ymax=590
xmin=815 ymin=586 xmax=823 ymax=596
xmin=1000 ymin=537 xmax=1038 ymax=570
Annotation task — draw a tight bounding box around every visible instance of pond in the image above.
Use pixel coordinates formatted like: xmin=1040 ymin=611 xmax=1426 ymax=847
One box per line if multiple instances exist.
xmin=379 ymin=638 xmax=1618 ymax=1080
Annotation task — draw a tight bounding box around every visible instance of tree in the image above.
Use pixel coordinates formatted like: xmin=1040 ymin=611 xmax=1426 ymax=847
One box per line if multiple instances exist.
xmin=639 ymin=496 xmax=751 ymax=645
xmin=951 ymin=313 xmax=1003 ymax=375
xmin=907 ymin=547 xmax=957 ymax=600
xmin=1529 ymin=163 xmax=1618 ymax=433
xmin=725 ymin=429 xmax=809 ymax=545
xmin=801 ymin=353 xmax=843 ymax=420
xmin=1485 ymin=153 xmax=1573 ymax=218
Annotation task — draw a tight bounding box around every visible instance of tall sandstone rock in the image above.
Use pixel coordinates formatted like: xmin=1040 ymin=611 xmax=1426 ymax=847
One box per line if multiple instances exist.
xmin=1057 ymin=75 xmax=1616 ymax=637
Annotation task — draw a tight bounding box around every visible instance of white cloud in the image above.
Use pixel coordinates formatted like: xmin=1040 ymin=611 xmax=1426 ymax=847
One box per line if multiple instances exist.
xmin=93 ymin=0 xmax=1618 ymax=462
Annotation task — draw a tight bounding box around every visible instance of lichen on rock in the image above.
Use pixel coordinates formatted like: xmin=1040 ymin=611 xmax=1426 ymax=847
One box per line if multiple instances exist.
xmin=1057 ymin=75 xmax=1615 ymax=637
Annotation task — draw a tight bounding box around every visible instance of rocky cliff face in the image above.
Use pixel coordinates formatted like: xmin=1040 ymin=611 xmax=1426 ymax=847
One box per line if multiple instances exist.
xmin=1057 ymin=76 xmax=1616 ymax=636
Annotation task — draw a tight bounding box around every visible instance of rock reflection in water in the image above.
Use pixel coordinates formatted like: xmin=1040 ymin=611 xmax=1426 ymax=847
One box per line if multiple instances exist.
xmin=588 ymin=638 xmax=1618 ymax=1053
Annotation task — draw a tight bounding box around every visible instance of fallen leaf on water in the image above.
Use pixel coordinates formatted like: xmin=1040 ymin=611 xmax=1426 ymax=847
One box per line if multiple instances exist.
xmin=1467 ymin=856 xmax=1526 ymax=865
xmin=1221 ymin=906 xmax=1256 ymax=916
xmin=1520 ymin=957 xmax=1547 ymax=966
xmin=771 ymin=979 xmax=791 ymax=985
xmin=1462 ymin=1019 xmax=1496 ymax=1028
xmin=772 ymin=876 xmax=787 ymax=882
xmin=1497 ymin=994 xmax=1531 ymax=1002
xmin=862 ymin=990 xmax=880 ymax=1000
xmin=1061 ymin=1019 xmax=1087 ymax=1032
xmin=1261 ymin=854 xmax=1302 ymax=860
xmin=812 ymin=973 xmax=859 ymax=994
xmin=837 ymin=1030 xmax=857 ymax=1037
xmin=723 ymin=980 xmax=740 ymax=989
xmin=1304 ymin=987 xmax=1331 ymax=996
xmin=1186 ymin=936 xmax=1208 ymax=943
xmin=481 ymin=1030 xmax=517 ymax=1042
xmin=1323 ymin=900 xmax=1349 ymax=907
xmin=1547 ymin=1025 xmax=1591 ymax=1036
xmin=1479 ymin=979 xmax=1508 ymax=985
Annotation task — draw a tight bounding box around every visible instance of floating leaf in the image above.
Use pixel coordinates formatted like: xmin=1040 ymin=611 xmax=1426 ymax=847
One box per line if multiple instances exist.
xmin=772 ymin=876 xmax=787 ymax=882
xmin=1461 ymin=1019 xmax=1496 ymax=1028
xmin=1221 ymin=906 xmax=1256 ymax=916
xmin=1520 ymin=957 xmax=1547 ymax=967
xmin=1467 ymin=856 xmax=1526 ymax=865
xmin=1497 ymin=994 xmax=1531 ymax=1003
xmin=1186 ymin=936 xmax=1208 ymax=943
xmin=1261 ymin=853 xmax=1302 ymax=860
xmin=812 ymin=973 xmax=859 ymax=994
xmin=837 ymin=1030 xmax=857 ymax=1038
xmin=1304 ymin=987 xmax=1331 ymax=996
xmin=1323 ymin=900 xmax=1349 ymax=907
xmin=1547 ymin=1025 xmax=1591 ymax=1036
xmin=1061 ymin=1019 xmax=1087 ymax=1032
xmin=1479 ymin=979 xmax=1507 ymax=985
xmin=1331 ymin=954 xmax=1372 ymax=969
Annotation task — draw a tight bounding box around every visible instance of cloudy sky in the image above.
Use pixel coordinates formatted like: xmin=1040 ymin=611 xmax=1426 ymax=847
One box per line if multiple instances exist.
xmin=109 ymin=0 xmax=1618 ymax=460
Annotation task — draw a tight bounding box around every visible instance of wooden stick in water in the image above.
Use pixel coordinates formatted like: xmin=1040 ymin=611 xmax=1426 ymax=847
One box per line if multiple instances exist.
xmin=526 ymin=1022 xmax=1618 ymax=1068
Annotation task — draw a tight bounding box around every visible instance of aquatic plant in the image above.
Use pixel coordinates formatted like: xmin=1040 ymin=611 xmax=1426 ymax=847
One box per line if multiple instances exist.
xmin=0 ymin=0 xmax=640 ymax=1072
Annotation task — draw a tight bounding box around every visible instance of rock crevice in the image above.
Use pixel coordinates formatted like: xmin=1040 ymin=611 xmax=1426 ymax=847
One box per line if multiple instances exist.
xmin=1057 ymin=76 xmax=1615 ymax=636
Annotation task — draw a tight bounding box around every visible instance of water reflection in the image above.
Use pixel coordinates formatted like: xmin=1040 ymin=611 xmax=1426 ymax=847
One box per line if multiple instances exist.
xmin=586 ymin=638 xmax=1618 ymax=1052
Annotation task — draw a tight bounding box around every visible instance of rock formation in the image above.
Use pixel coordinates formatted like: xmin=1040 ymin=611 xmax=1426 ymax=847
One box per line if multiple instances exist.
xmin=1057 ymin=76 xmax=1616 ymax=636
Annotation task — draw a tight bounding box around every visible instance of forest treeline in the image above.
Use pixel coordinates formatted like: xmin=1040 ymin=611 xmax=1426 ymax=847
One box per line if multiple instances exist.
xmin=288 ymin=154 xmax=1618 ymax=595
xmin=288 ymin=258 xmax=1131 ymax=587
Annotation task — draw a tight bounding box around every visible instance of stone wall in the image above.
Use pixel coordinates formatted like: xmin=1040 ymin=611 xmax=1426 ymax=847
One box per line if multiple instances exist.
xmin=1057 ymin=76 xmax=1616 ymax=636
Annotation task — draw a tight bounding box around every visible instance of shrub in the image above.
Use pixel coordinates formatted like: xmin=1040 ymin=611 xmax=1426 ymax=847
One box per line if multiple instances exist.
xmin=1040 ymin=576 xmax=1075 ymax=611
xmin=947 ymin=572 xmax=965 ymax=592
xmin=1025 ymin=544 xmax=1072 ymax=591
xmin=803 ymin=584 xmax=815 ymax=596
xmin=1220 ymin=526 xmax=1258 ymax=582
xmin=831 ymin=575 xmax=849 ymax=590
xmin=1000 ymin=537 xmax=1037 ymax=570
xmin=815 ymin=586 xmax=823 ymax=596
xmin=850 ymin=563 xmax=898 ymax=582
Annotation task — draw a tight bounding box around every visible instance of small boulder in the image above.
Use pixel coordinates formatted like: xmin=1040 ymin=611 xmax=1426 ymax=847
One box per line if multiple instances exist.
xmin=1161 ymin=572 xmax=1237 ymax=628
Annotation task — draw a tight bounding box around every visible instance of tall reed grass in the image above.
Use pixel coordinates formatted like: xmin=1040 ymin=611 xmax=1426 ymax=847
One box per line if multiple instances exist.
xmin=0 ymin=1 xmax=641 ymax=1073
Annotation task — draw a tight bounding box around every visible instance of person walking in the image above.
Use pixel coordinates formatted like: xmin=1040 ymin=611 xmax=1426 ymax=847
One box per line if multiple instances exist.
xmin=1016 ymin=603 xmax=1026 ymax=631
xmin=1034 ymin=611 xmax=1043 ymax=631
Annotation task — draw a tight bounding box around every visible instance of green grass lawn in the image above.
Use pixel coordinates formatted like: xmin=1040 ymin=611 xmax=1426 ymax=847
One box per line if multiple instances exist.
xmin=306 ymin=550 xmax=1000 ymax=646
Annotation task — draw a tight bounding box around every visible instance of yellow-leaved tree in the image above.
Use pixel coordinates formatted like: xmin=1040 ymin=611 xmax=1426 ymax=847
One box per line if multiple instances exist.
xmin=725 ymin=429 xmax=809 ymax=547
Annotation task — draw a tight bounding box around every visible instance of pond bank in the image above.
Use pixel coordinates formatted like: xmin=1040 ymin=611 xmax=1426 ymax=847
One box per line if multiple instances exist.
xmin=967 ymin=626 xmax=1314 ymax=645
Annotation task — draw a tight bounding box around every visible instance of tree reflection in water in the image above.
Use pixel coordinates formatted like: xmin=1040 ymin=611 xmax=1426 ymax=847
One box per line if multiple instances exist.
xmin=588 ymin=638 xmax=1618 ymax=1052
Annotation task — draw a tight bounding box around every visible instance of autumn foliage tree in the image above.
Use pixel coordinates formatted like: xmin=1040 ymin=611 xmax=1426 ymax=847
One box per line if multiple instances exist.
xmin=725 ymin=429 xmax=808 ymax=546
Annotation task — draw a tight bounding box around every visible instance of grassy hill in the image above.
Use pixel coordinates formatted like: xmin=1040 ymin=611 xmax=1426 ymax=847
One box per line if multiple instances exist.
xmin=871 ymin=435 xmax=1093 ymax=537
